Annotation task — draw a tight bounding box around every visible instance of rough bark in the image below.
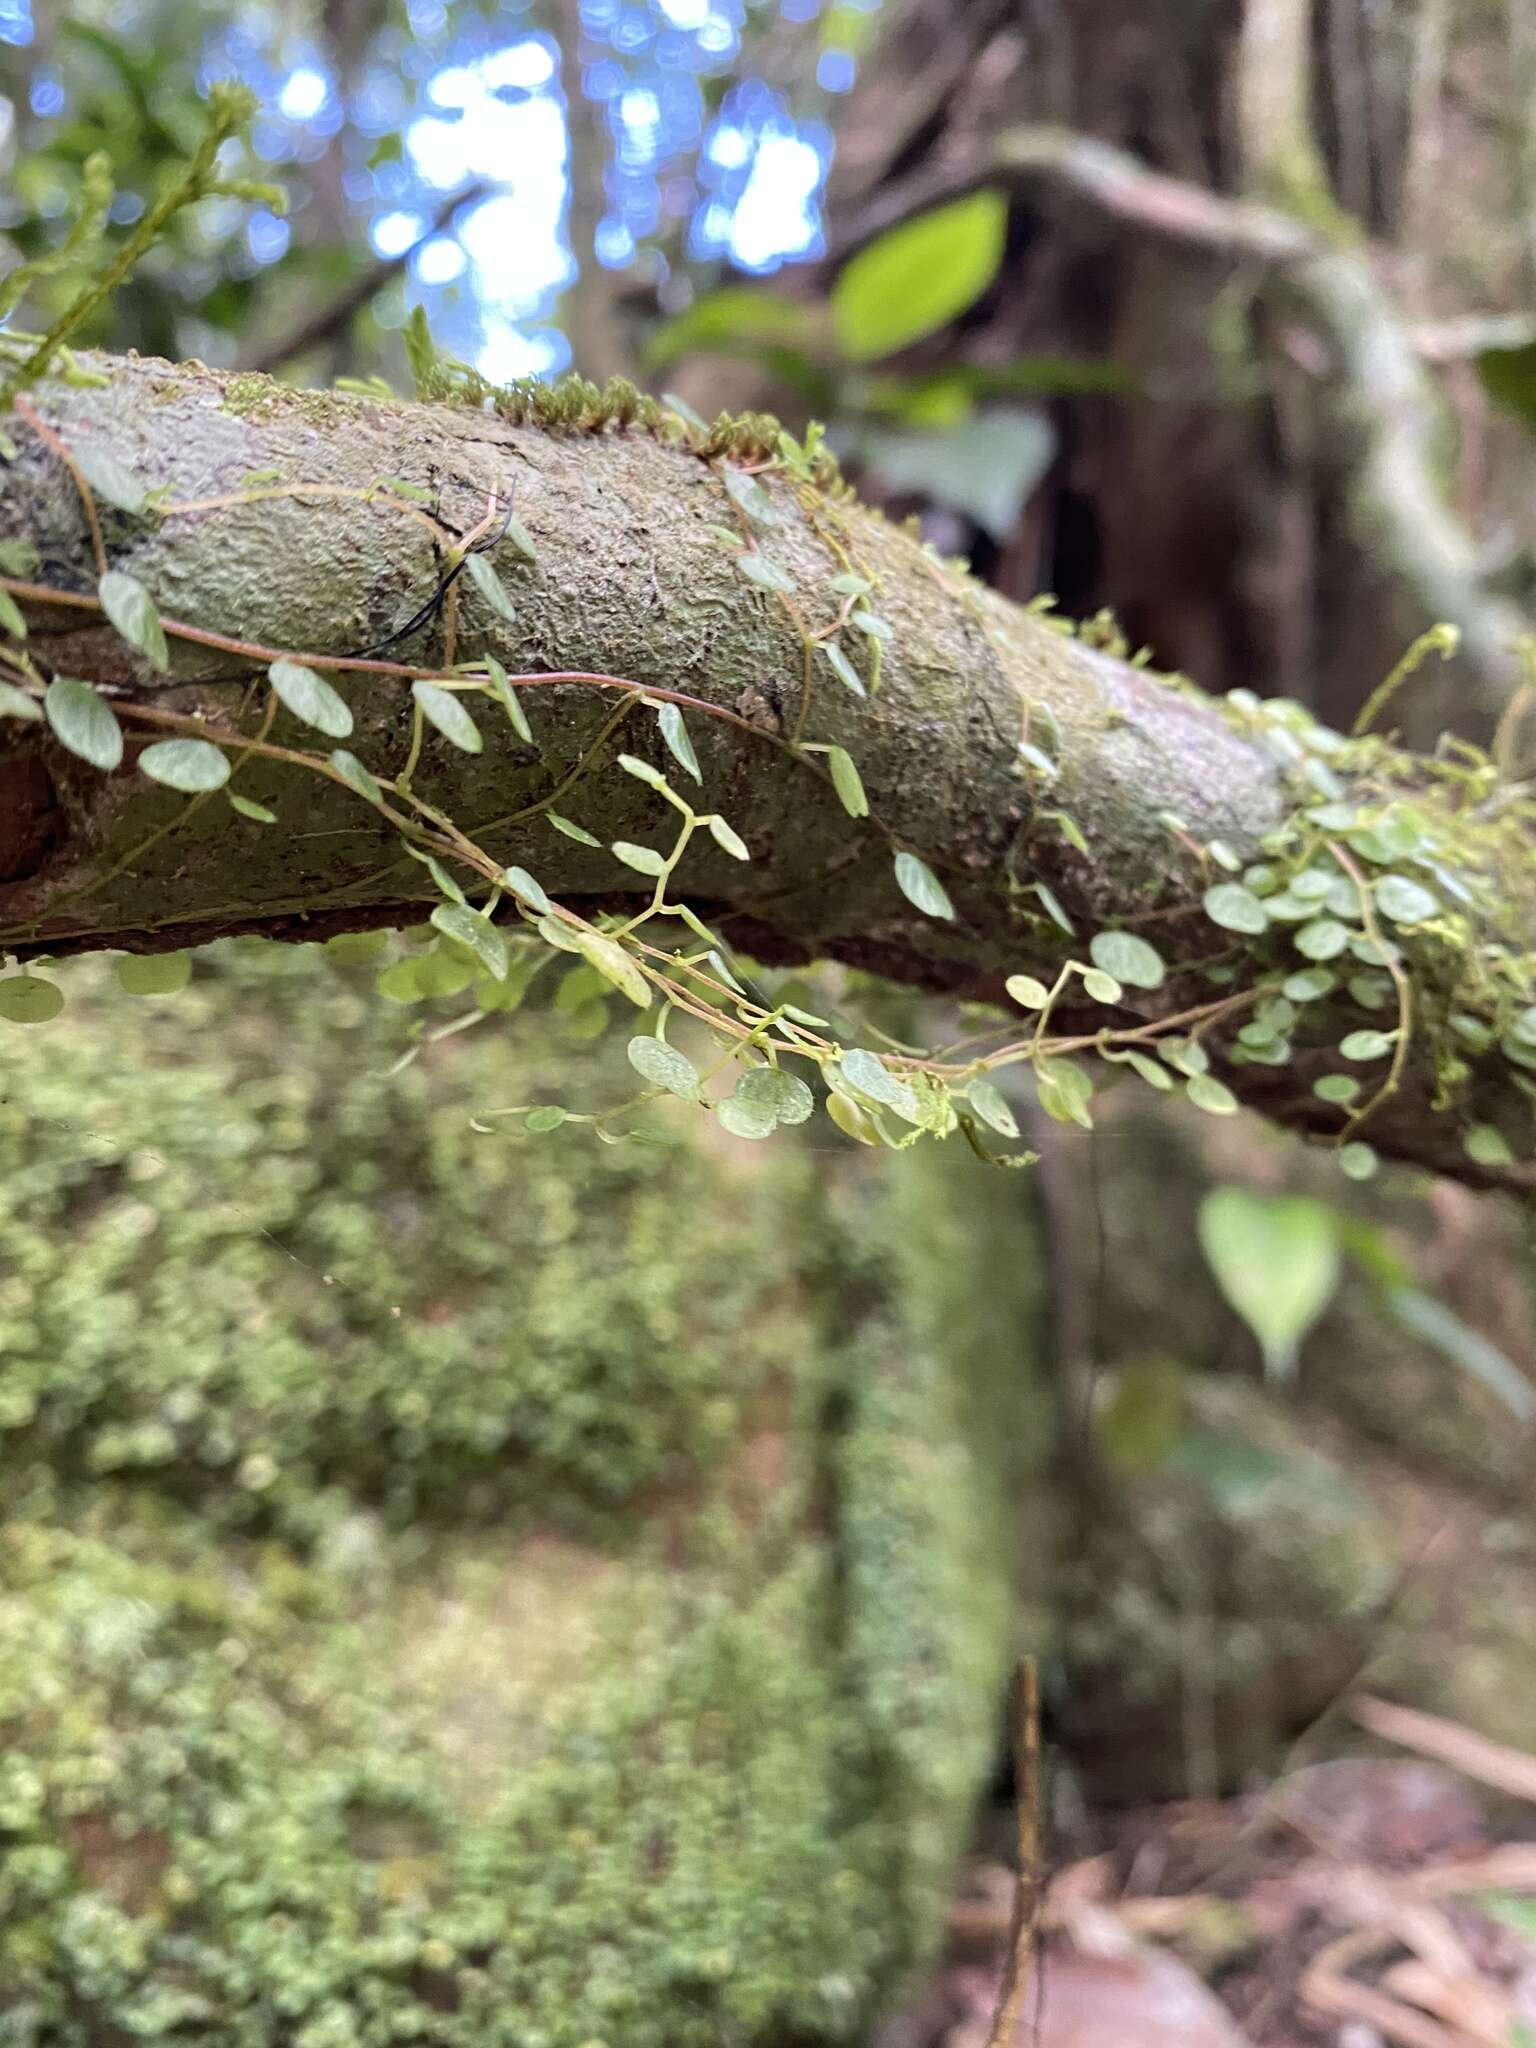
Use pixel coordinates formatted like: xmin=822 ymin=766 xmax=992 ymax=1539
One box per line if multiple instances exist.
xmin=2 ymin=351 xmax=1534 ymax=1191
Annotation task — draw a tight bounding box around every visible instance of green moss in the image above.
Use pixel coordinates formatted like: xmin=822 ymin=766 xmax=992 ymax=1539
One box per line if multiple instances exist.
xmin=0 ymin=1506 xmax=890 ymax=2047
xmin=218 ymin=373 xmax=273 ymax=417
xmin=0 ymin=944 xmax=813 ymax=1547
xmin=0 ymin=942 xmax=1044 ymax=2043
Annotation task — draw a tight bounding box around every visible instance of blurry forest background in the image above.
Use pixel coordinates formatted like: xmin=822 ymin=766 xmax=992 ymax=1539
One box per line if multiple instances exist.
xmin=8 ymin=2 xmax=1536 ymax=2043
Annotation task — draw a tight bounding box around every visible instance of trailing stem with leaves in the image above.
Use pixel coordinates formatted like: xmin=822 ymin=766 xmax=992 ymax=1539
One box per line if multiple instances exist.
xmin=3 ymin=118 xmax=1536 ymax=1189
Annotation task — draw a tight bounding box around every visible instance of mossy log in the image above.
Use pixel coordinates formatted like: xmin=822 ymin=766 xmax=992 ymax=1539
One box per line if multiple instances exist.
xmin=3 ymin=353 xmax=1536 ymax=1190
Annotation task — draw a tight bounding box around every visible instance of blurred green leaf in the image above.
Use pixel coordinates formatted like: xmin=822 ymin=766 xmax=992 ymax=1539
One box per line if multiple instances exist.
xmin=1387 ymin=1287 xmax=1535 ymax=1421
xmin=645 ymin=286 xmax=819 ymax=368
xmin=1198 ymin=1187 xmax=1341 ymax=1378
xmin=1476 ymin=337 xmax=1536 ymax=429
xmin=833 ymin=190 xmax=1007 ymax=362
xmin=859 ymin=408 xmax=1055 ymax=540
xmin=1097 ymin=1357 xmax=1187 ymax=1474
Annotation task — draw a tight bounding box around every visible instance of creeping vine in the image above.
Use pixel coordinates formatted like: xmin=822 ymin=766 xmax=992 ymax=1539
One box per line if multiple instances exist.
xmin=5 ymin=148 xmax=1536 ymax=1175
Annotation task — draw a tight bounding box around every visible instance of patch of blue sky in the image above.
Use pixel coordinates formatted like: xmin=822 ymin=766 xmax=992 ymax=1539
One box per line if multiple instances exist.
xmin=15 ymin=0 xmax=866 ymax=377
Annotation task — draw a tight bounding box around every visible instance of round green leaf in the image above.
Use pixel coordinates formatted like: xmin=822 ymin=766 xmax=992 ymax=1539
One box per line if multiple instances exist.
xmin=376 ymin=957 xmax=426 ymax=1003
xmin=1293 ymin=918 xmax=1350 ymax=961
xmin=826 ymin=745 xmax=868 ymax=819
xmin=330 ymin=749 xmax=383 ymax=805
xmin=1340 ymin=1029 xmax=1395 ymax=1061
xmin=628 ymin=1035 xmax=701 ymax=1099
xmin=1089 ymin=930 xmax=1165 ymax=990
xmin=1283 ymin=967 xmax=1336 ymax=1002
xmin=45 ymin=676 xmax=123 ymax=770
xmin=1185 ymin=1073 xmax=1238 ymax=1116
xmin=968 ymin=1078 xmax=1019 ymax=1138
xmin=1162 ymin=1036 xmax=1209 ymax=1077
xmin=116 ymin=950 xmax=192 ymax=995
xmin=707 ymin=815 xmax=751 ymax=862
xmin=137 ymin=738 xmax=230 ymax=791
xmin=1006 ymin=973 xmax=1050 ymax=1009
xmin=715 ymin=1091 xmax=778 ymax=1140
xmin=1374 ymin=874 xmax=1439 ymax=925
xmin=827 ymin=1089 xmax=882 ymax=1146
xmin=1464 ymin=1124 xmax=1514 ymax=1167
xmin=573 ymin=929 xmax=651 ymax=1008
xmin=413 ymin=681 xmax=483 ymax=754
xmin=324 ymin=929 xmax=390 ymax=964
xmin=833 ymin=189 xmax=1007 ymax=362
xmin=98 ymin=569 xmax=169 ymax=672
xmin=736 ymin=552 xmax=796 ymax=593
xmin=722 ymin=468 xmax=782 ymax=527
xmin=736 ymin=1064 xmax=814 ymax=1127
xmin=412 ymin=945 xmax=477 ymax=998
xmin=822 ymin=641 xmax=867 ymax=697
xmin=77 ymin=446 xmax=148 ymax=515
xmin=430 ymin=903 xmax=507 ymax=981
xmin=1337 ymin=1142 xmax=1379 ymax=1181
xmin=839 ymin=1047 xmax=921 ymax=1121
xmin=1035 ymin=1056 xmax=1094 ymax=1129
xmin=524 ymin=1105 xmax=568 ymax=1133
xmin=501 ymin=865 xmax=551 ymax=915
xmin=1203 ymin=883 xmax=1269 ymax=935
xmin=228 ymin=792 xmax=277 ymax=824
xmin=1312 ymin=1073 xmax=1361 ymax=1104
xmin=893 ymin=849 xmax=955 ymax=921
xmin=1081 ymin=968 xmax=1122 ymax=1004
xmin=1290 ymin=867 xmax=1335 ymax=901
xmin=269 ymin=658 xmax=353 ymax=738
xmin=0 ymin=974 xmax=64 ymax=1024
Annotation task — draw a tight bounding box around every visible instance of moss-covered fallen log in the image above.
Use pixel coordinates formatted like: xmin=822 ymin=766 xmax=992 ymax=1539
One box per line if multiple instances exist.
xmin=3 ymin=351 xmax=1535 ymax=1189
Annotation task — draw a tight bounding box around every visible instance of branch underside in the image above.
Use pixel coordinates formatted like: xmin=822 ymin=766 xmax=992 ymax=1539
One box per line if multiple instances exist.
xmin=2 ymin=351 xmax=1534 ymax=1192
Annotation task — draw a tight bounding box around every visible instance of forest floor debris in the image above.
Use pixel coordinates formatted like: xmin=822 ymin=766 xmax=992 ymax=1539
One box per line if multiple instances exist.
xmin=883 ymin=1704 xmax=1536 ymax=2047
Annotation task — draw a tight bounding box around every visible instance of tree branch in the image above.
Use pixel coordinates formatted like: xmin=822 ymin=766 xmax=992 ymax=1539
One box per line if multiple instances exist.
xmin=2 ymin=352 xmax=1535 ymax=1191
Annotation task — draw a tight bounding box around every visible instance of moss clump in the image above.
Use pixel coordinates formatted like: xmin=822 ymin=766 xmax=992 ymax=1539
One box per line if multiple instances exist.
xmin=0 ymin=943 xmax=816 ymax=1548
xmin=0 ymin=1507 xmax=893 ymax=2047
xmin=0 ymin=940 xmax=1044 ymax=2044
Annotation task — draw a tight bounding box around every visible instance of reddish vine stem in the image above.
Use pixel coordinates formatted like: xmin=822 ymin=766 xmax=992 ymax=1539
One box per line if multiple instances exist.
xmin=14 ymin=398 xmax=107 ymax=576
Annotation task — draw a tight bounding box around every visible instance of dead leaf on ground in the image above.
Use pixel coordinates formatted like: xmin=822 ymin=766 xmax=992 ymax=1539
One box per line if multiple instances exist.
xmin=943 ymin=1944 xmax=1256 ymax=2048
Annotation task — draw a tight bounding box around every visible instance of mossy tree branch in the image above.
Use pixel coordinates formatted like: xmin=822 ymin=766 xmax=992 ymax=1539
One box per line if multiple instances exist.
xmin=3 ymin=351 xmax=1536 ymax=1191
